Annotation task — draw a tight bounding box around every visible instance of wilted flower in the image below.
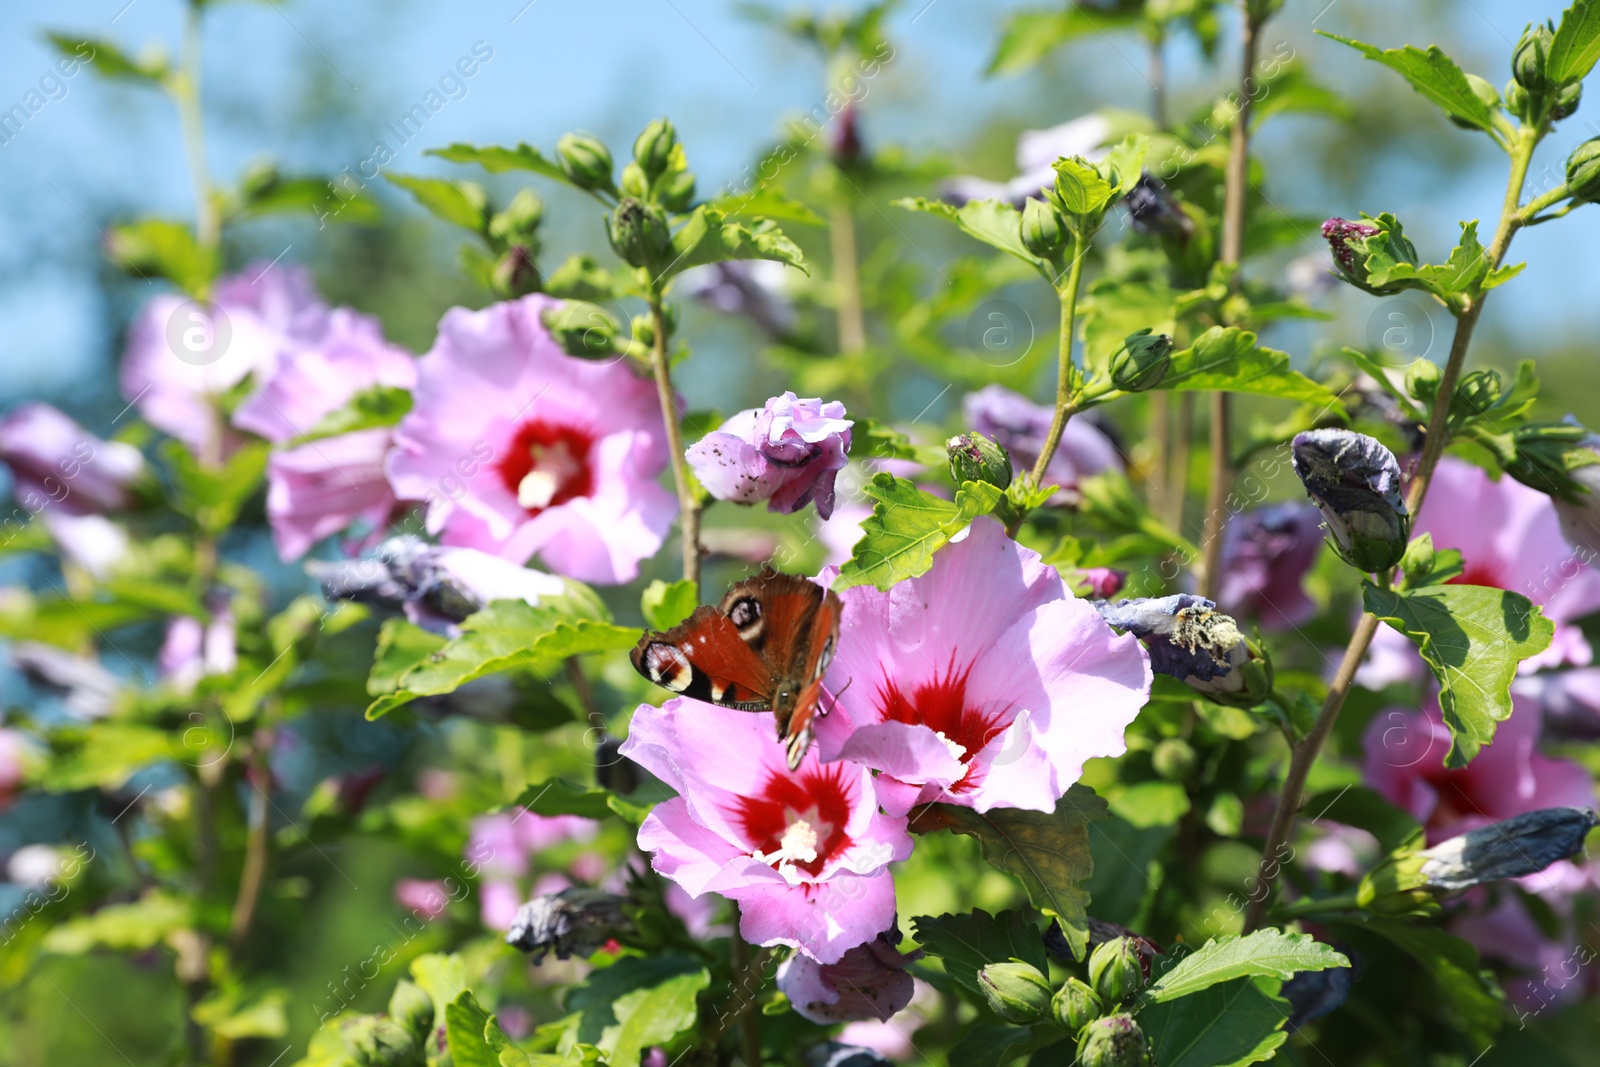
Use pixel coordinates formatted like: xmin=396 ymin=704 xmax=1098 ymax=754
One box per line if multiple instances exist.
xmin=1415 ymin=807 xmax=1597 ymax=890
xmin=941 ymin=114 xmax=1112 ymax=206
xmin=1217 ymin=503 xmax=1325 ymax=630
xmin=962 ymin=385 xmax=1122 ymax=504
xmin=310 ymin=535 xmax=569 ymax=634
xmin=506 ymin=887 xmax=632 ymax=963
xmin=685 ymin=391 xmax=853 ymax=519
xmin=776 ymin=932 xmax=921 ymax=1024
xmin=1321 ymin=217 xmax=1380 ymax=278
xmin=1094 ymin=595 xmax=1271 ymax=707
xmin=1282 ymin=962 xmax=1356 ymax=1029
xmin=1547 ymin=431 xmax=1600 ymax=558
xmin=121 ymin=263 xmax=333 ymax=459
xmin=819 ymin=519 xmax=1150 ymax=815
xmin=621 ymin=698 xmax=912 ymax=963
xmin=386 ymin=294 xmax=675 ymax=584
xmin=678 ymin=260 xmax=795 ymax=339
xmin=0 ymin=403 xmax=145 ymax=514
xmin=1124 ymin=174 xmax=1193 ymax=241
xmin=1291 ymin=429 xmax=1410 ymax=573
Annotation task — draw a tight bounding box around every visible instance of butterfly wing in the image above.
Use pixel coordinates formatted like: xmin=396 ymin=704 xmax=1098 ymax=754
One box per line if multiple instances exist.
xmin=776 ymin=585 xmax=842 ymax=769
xmin=630 ymin=605 xmax=773 ymax=709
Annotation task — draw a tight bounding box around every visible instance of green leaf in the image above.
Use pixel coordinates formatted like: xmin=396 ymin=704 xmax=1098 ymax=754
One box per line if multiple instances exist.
xmin=1144 ymin=929 xmax=1350 ymax=1003
xmin=367 ymin=602 xmax=640 ymax=718
xmin=892 ymin=197 xmax=1053 ymax=280
xmin=1360 ymin=220 xmax=1508 ymax=307
xmin=832 ymin=474 xmax=1004 ymax=592
xmin=106 ymin=219 xmax=216 ymax=295
xmin=911 ymin=910 xmax=1050 ymax=995
xmin=947 ymin=1024 xmax=1037 ymax=1067
xmin=47 ymin=35 xmax=168 ymax=83
xmin=446 ymin=991 xmax=496 ymax=1067
xmin=509 ymin=778 xmax=651 ymax=825
xmin=292 ymin=385 xmax=413 ymax=444
xmin=1362 ymin=582 xmax=1555 ymax=767
xmin=367 ymin=618 xmax=449 ymax=696
xmin=40 ymin=723 xmax=176 ymax=792
xmin=601 ymin=968 xmax=709 ymax=1067
xmin=43 ymin=890 xmax=193 ymax=954
xmin=1104 ymin=779 xmax=1191 ymax=829
xmin=1155 ymin=326 xmax=1344 ymax=410
xmin=1550 ymin=0 xmax=1600 ymax=84
xmin=191 ymin=987 xmax=289 ymax=1040
xmin=235 ymin=171 xmax=381 ymax=226
xmin=851 ymin=418 xmax=947 ymax=467
xmin=163 ymin=440 xmax=269 ymax=535
xmin=386 ymin=174 xmax=489 ymax=234
xmin=426 ymin=142 xmax=569 ymax=180
xmin=1140 ymin=977 xmax=1291 ymax=1067
xmin=661 ymin=206 xmax=807 ymax=280
xmin=710 ymin=186 xmax=824 ymax=226
xmin=920 ymin=786 xmax=1107 ymax=959
xmin=1319 ymin=33 xmax=1497 ymax=134
xmin=1350 ymin=918 xmax=1502 ymax=1051
xmin=987 ymin=8 xmax=1140 ymax=76
xmin=641 ymin=579 xmax=698 ymax=631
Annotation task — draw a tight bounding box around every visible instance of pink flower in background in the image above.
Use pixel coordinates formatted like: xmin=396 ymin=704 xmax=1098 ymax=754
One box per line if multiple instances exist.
xmin=387 ymin=294 xmax=674 ymax=584
xmin=121 ymin=263 xmax=332 ymax=459
xmin=1362 ymin=695 xmax=1594 ymax=845
xmin=1217 ymin=503 xmax=1324 ymax=630
xmin=777 ymin=933 xmax=921 ymax=1024
xmin=466 ymin=810 xmax=600 ymax=881
xmin=1362 ymin=458 xmax=1600 ymax=686
xmin=265 ymin=430 xmax=401 ymax=561
xmin=962 ymin=385 xmax=1121 ymax=504
xmin=41 ymin=513 xmax=130 ymax=579
xmin=0 ymin=403 xmax=145 ymax=514
xmin=0 ymin=728 xmax=32 ymax=799
xmin=816 ymin=518 xmax=1150 ymax=815
xmin=621 ymin=698 xmax=911 ymax=963
xmin=686 ymin=391 xmax=853 ymax=519
xmin=479 ymin=879 xmax=524 ymax=932
xmin=394 ymin=878 xmax=450 ymax=921
xmin=158 ymin=608 xmax=237 ymax=694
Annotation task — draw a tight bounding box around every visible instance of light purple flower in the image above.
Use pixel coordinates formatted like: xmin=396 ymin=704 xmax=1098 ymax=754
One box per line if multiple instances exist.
xmin=942 ymin=114 xmax=1112 ymax=206
xmin=386 ymin=294 xmax=675 ymax=584
xmin=777 ymin=933 xmax=922 ymax=1024
xmin=0 ymin=728 xmax=31 ymax=799
xmin=121 ymin=263 xmax=332 ymax=459
xmin=0 ymin=403 xmax=145 ymax=515
xmin=466 ymin=810 xmax=600 ymax=881
xmin=41 ymin=512 xmax=130 ymax=579
xmin=394 ymin=878 xmax=450 ymax=921
xmin=621 ymin=698 xmax=912 ymax=963
xmin=686 ymin=392 xmax=853 ymax=520
xmin=1217 ymin=503 xmax=1325 ymax=630
xmin=961 ymin=385 xmax=1121 ymax=504
xmin=816 ymin=518 xmax=1150 ymax=815
xmin=679 ymin=260 xmax=795 ymax=339
xmin=158 ymin=608 xmax=237 ymax=694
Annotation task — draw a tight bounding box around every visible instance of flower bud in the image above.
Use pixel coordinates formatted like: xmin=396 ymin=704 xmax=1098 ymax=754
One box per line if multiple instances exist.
xmin=1094 ymin=595 xmax=1274 ymax=708
xmin=1087 ymin=938 xmax=1146 ymax=1005
xmin=1504 ymin=79 xmax=1531 ymax=118
xmin=620 ymin=160 xmax=651 ymax=200
xmin=1322 ymin=215 xmax=1420 ymax=296
xmin=556 ymin=132 xmax=615 ymax=193
xmin=1554 ymin=81 xmax=1583 ymax=120
xmin=541 ymin=301 xmax=623 ymax=359
xmin=1567 ymin=139 xmax=1600 ymax=203
xmin=507 ymin=888 xmax=633 ymax=963
xmin=1513 ymin=22 xmax=1557 ymax=94
xmin=1052 ymin=977 xmax=1103 ymax=1032
xmin=339 ymin=1015 xmax=418 ymax=1067
xmin=1450 ymin=74 xmax=1502 ymax=130
xmin=1151 ymin=737 xmax=1197 ymax=782
xmin=492 ymin=246 xmax=539 ymax=297
xmin=387 ymin=979 xmax=434 ymax=1038
xmin=1021 ymin=197 xmax=1067 ymax=257
xmin=658 ymin=169 xmax=697 ymax=213
xmin=946 ymin=432 xmax=1013 ymax=491
xmin=489 ymin=188 xmax=544 ymax=247
xmin=1290 ymin=429 xmax=1410 ymax=573
xmin=978 ymin=960 xmax=1054 ymax=1024
xmin=608 ymin=197 xmax=673 ymax=270
xmin=1108 ymin=329 xmax=1172 ymax=392
xmin=1077 ymin=1014 xmax=1151 ymax=1067
xmin=1416 ymin=806 xmax=1598 ymax=890
xmin=633 ymin=118 xmax=678 ymax=179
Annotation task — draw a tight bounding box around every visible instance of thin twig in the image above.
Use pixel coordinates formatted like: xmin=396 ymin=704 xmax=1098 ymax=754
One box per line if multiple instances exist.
xmin=647 ymin=297 xmax=701 ymax=594
xmin=229 ymin=730 xmax=273 ymax=952
xmin=830 ymin=192 xmax=867 ymax=356
xmin=1027 ymin=237 xmax=1089 ymax=488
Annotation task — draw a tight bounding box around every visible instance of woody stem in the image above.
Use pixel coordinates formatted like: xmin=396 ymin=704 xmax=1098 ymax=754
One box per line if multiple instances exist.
xmin=648 ymin=296 xmax=701 ymax=595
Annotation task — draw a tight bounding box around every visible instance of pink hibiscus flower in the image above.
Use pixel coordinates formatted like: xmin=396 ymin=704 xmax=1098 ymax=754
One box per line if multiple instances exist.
xmin=620 ymin=698 xmax=912 ymax=963
xmin=1361 ymin=458 xmax=1600 ymax=686
xmin=386 ymin=294 xmax=675 ymax=584
xmin=816 ymin=518 xmax=1151 ymax=815
xmin=776 ymin=932 xmax=922 ymax=1024
xmin=121 ymin=263 xmax=332 ymax=459
xmin=0 ymin=403 xmax=145 ymax=515
xmin=685 ymin=392 xmax=853 ymax=519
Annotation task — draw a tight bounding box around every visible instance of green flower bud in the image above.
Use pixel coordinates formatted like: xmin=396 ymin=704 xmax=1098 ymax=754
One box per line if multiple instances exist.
xmin=1020 ymin=197 xmax=1067 ymax=257
xmin=1554 ymin=81 xmax=1583 ymax=120
xmin=492 ymin=247 xmax=539 ymax=297
xmin=339 ymin=1015 xmax=418 ymax=1067
xmin=1151 ymin=738 xmax=1198 ymax=782
xmin=387 ymin=980 xmax=434 ymax=1038
xmin=1088 ymin=938 xmax=1146 ymax=1005
xmin=1513 ymin=22 xmax=1557 ymax=94
xmin=1405 ymin=358 xmax=1441 ymax=403
xmin=1077 ymin=1014 xmax=1151 ymax=1067
xmin=946 ymin=432 xmax=1013 ymax=491
xmin=1451 ymin=74 xmax=1501 ymax=131
xmin=1109 ymin=329 xmax=1173 ymax=392
xmin=658 ymin=169 xmax=697 ymax=213
xmin=541 ymin=301 xmax=623 ymax=359
xmin=978 ymin=960 xmax=1054 ymax=1024
xmin=1052 ymin=977 xmax=1103 ymax=1032
xmin=1505 ymin=79 xmax=1531 ymax=119
xmin=1567 ymin=139 xmax=1600 ymax=203
xmin=634 ymin=118 xmax=679 ymax=179
xmin=489 ymin=188 xmax=544 ymax=246
xmin=620 ymin=160 xmax=651 ymax=200
xmin=607 ymin=197 xmax=672 ymax=270
xmin=556 ymin=132 xmax=615 ymax=193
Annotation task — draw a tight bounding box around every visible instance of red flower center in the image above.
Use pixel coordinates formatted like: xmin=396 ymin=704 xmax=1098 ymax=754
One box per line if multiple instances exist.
xmin=1449 ymin=559 xmax=1506 ymax=589
xmin=875 ymin=657 xmax=1007 ymax=793
xmin=497 ymin=421 xmax=595 ymax=516
xmin=734 ymin=764 xmax=855 ymax=877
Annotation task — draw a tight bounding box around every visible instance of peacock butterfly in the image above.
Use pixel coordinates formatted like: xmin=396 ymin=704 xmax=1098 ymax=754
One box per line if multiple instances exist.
xmin=630 ymin=567 xmax=841 ymax=771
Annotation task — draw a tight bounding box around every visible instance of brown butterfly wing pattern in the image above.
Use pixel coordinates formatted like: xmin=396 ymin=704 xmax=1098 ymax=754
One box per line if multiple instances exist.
xmin=630 ymin=568 xmax=842 ymax=771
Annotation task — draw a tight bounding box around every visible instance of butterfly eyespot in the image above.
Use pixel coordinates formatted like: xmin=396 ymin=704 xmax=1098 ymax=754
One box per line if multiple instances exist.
xmin=643 ymin=642 xmax=694 ymax=692
xmin=727 ymin=596 xmax=764 ymax=641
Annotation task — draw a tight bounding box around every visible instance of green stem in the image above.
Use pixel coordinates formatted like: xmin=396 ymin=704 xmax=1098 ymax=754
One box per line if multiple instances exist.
xmin=830 ymin=192 xmax=866 ymax=356
xmin=1242 ymin=127 xmax=1540 ymax=933
xmin=647 ymin=296 xmax=701 ymax=594
xmin=176 ymin=1 xmax=219 ymax=259
xmin=1026 ymin=237 xmax=1089 ymax=490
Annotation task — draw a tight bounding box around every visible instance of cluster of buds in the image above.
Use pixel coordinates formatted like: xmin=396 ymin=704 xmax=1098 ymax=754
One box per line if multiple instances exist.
xmin=1509 ymin=20 xmax=1583 ymax=123
xmin=326 ymin=979 xmax=436 ymax=1067
xmin=1095 ymin=595 xmax=1274 ymax=708
xmin=976 ymin=936 xmax=1153 ymax=1065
